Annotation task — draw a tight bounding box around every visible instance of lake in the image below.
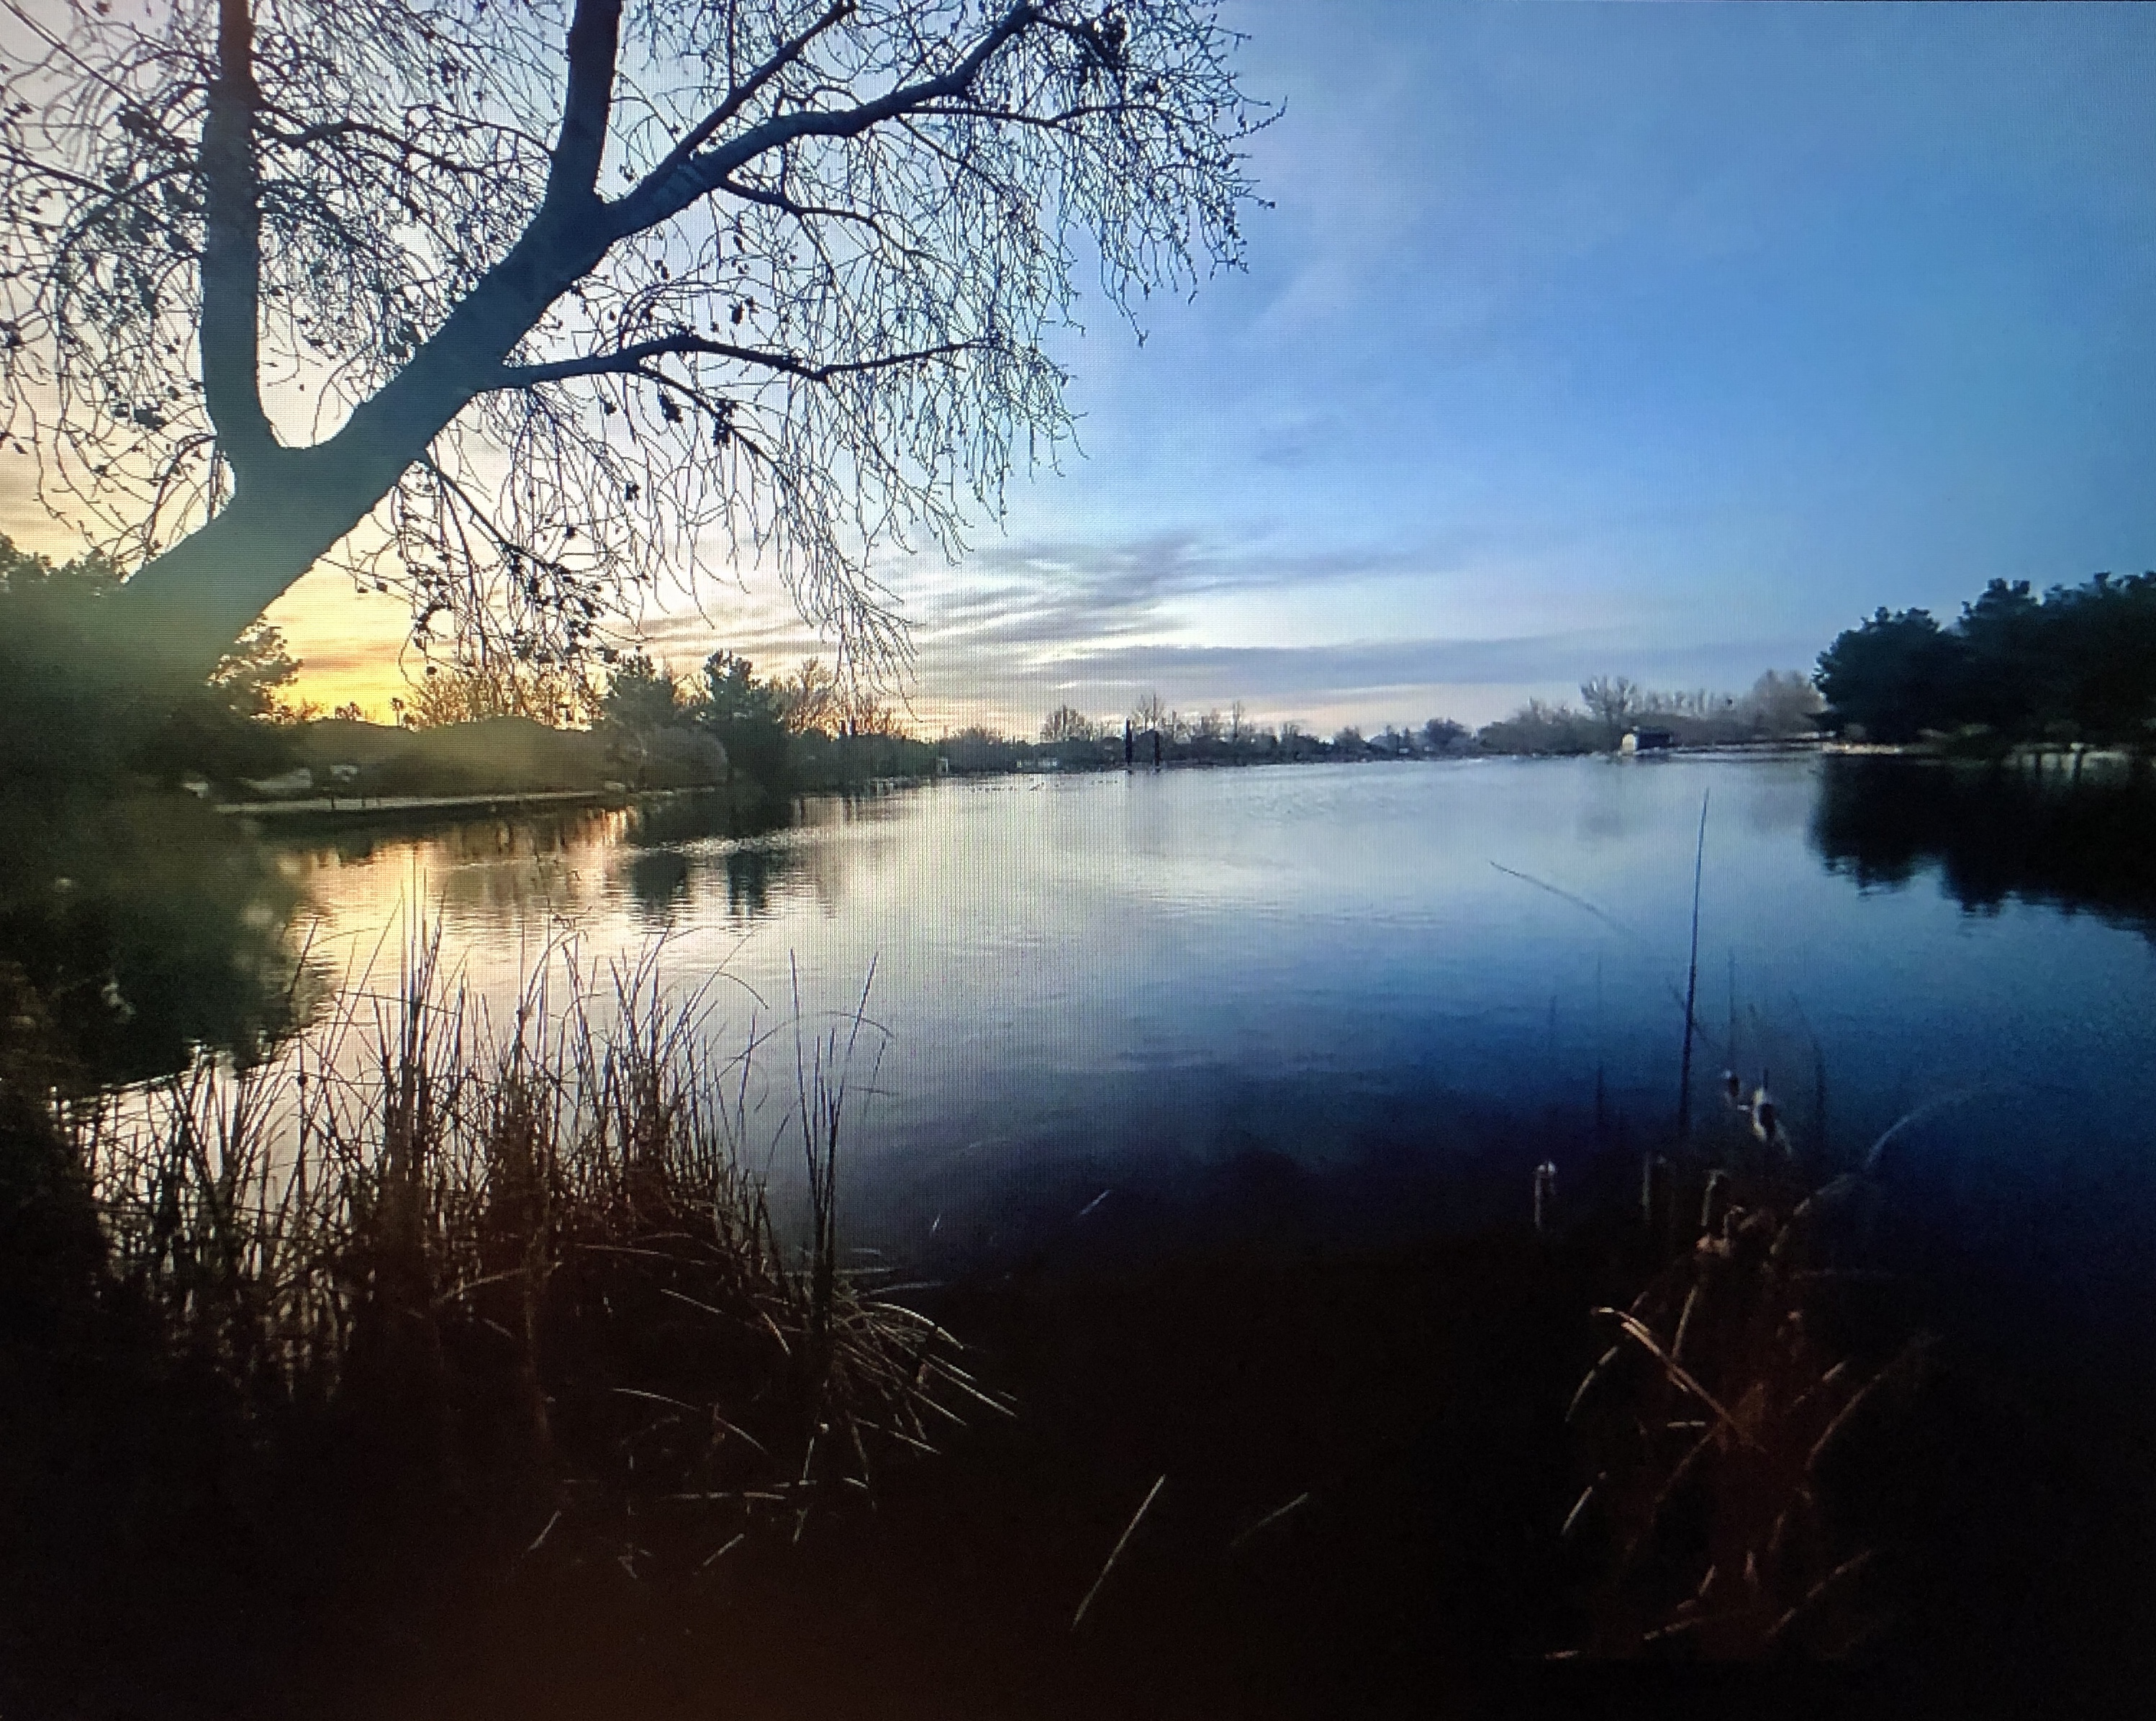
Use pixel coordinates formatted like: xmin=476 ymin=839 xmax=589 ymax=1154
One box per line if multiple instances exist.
xmin=14 ymin=750 xmax=2156 ymax=1704
xmin=268 ymin=754 xmax=2156 ymax=1315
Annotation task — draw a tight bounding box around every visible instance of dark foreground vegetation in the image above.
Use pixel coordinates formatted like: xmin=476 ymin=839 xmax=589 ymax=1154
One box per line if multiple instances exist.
xmin=4 ymin=929 xmax=2152 ymax=1716
xmin=0 ymin=941 xmax=986 ymax=1720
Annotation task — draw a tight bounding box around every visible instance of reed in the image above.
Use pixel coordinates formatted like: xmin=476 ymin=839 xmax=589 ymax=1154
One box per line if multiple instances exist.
xmin=53 ymin=924 xmax=981 ymax=1571
xmin=1558 ymin=1096 xmax=1935 ymax=1659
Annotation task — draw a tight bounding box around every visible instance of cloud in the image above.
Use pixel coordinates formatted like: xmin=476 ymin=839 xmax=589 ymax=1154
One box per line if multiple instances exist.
xmin=881 ymin=527 xmax=1823 ymax=726
xmin=993 ymin=631 xmax=1820 ymax=710
xmin=899 ymin=530 xmax=1434 ymax=656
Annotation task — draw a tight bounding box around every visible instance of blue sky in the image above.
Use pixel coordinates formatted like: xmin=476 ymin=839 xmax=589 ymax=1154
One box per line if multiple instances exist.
xmin=865 ymin=0 xmax=2156 ymax=731
xmin=208 ymin=3 xmax=2156 ymax=727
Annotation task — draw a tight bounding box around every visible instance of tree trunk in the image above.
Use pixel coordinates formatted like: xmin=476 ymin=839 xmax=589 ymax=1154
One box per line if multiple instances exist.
xmin=108 ymin=215 xmax=610 ymax=682
xmin=107 ymin=465 xmax=391 ymax=680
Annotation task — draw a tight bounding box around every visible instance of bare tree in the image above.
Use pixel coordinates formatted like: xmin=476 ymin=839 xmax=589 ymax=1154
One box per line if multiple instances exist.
xmin=774 ymin=655 xmax=843 ymax=733
xmin=402 ymin=658 xmax=595 ymax=728
xmin=841 ymin=687 xmax=908 ymax=737
xmin=1579 ymin=674 xmax=1640 ymax=746
xmin=1741 ymin=669 xmax=1825 ymax=736
xmin=1129 ymin=688 xmax=1168 ymax=733
xmin=1038 ymin=701 xmax=1093 ymax=743
xmin=0 ymin=2 xmax=1264 ymax=682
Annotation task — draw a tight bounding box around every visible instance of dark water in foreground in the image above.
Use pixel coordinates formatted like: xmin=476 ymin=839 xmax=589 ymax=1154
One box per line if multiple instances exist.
xmin=243 ymin=754 xmax=2156 ymax=1313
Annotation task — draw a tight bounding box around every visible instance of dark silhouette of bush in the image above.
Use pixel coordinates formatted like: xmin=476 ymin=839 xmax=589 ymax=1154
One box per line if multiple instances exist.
xmin=1816 ymin=574 xmax=2156 ymax=746
xmin=0 ymin=537 xmax=303 ymax=803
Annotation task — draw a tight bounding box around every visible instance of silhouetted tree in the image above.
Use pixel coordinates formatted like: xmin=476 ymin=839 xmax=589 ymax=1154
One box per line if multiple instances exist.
xmin=1813 ymin=610 xmax=1965 ymax=744
xmin=1580 ymin=674 xmax=1641 ymax=747
xmin=0 ymin=535 xmax=297 ymax=795
xmin=403 ymin=659 xmax=592 ymax=728
xmin=1811 ymin=581 xmax=2156 ymax=746
xmin=1475 ymin=698 xmax=1597 ymax=756
xmin=205 ymin=624 xmax=302 ymax=719
xmin=775 ymin=659 xmax=843 ymax=736
xmin=1040 ymin=703 xmax=1097 ymax=744
xmin=1 ymin=1 xmax=1264 ymax=683
xmin=693 ymin=651 xmax=788 ymax=786
xmin=597 ymin=651 xmax=683 ymax=739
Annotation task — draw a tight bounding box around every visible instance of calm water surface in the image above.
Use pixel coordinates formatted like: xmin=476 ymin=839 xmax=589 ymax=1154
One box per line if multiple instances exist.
xmin=274 ymin=756 xmax=2156 ymax=1294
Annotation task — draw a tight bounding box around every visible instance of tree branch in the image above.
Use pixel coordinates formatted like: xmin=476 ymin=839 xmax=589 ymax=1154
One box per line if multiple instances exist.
xmin=199 ymin=0 xmax=276 ymax=474
xmin=490 ymin=331 xmax=984 ymax=390
xmin=543 ymin=0 xmax=625 ymax=220
xmin=259 ymin=117 xmax=492 ymax=181
xmin=648 ymin=1 xmax=855 ymax=184
xmin=712 ymin=173 xmax=891 ymax=237
xmin=607 ymin=1 xmax=1041 ymax=240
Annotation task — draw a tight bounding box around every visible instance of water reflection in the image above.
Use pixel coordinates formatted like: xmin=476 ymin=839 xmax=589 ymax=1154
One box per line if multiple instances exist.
xmin=274 ymin=787 xmax=914 ymax=963
xmin=1812 ymin=756 xmax=2156 ymax=935
xmin=19 ymin=759 xmax=2155 ymax=1304
xmin=0 ymin=794 xmax=312 ymax=1086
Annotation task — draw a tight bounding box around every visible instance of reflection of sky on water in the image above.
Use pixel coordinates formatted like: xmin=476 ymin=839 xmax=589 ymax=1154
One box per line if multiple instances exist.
xmin=268 ymin=762 xmax=2156 ymax=1301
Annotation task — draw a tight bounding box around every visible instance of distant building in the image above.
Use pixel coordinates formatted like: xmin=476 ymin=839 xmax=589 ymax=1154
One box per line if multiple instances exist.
xmin=1621 ymin=728 xmax=1675 ymax=754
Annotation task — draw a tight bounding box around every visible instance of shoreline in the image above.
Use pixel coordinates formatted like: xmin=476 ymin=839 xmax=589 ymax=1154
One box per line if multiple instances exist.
xmin=216 ymin=782 xmax=710 ymax=821
xmin=204 ymin=738 xmax=2147 ymax=828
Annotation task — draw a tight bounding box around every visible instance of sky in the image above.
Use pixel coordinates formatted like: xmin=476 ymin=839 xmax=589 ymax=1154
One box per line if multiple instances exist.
xmin=15 ymin=1 xmax=2156 ymax=734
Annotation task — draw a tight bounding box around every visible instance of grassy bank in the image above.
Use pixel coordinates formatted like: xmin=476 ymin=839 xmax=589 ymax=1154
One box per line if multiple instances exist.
xmin=0 ymin=939 xmax=978 ymax=1718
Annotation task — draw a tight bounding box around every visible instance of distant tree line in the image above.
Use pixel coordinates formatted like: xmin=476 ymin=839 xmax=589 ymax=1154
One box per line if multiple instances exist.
xmin=1814 ymin=574 xmax=2156 ymax=747
xmin=584 ymin=651 xmax=933 ymax=795
xmin=1475 ymin=672 xmax=1822 ymax=756
xmin=954 ymin=697 xmax=1472 ymax=771
xmin=946 ymin=675 xmax=1821 ymax=772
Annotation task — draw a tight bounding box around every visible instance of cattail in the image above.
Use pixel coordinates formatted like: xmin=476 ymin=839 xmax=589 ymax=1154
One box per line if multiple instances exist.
xmin=1641 ymin=1153 xmax=1670 ymax=1232
xmin=1700 ymin=1167 xmax=1731 ymax=1234
xmin=1750 ymin=1083 xmax=1790 ymax=1156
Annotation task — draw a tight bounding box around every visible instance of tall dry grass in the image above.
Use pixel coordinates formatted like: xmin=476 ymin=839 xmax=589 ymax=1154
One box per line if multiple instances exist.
xmin=62 ymin=927 xmax=989 ymax=1567
xmin=1557 ymin=1090 xmax=1936 ymax=1658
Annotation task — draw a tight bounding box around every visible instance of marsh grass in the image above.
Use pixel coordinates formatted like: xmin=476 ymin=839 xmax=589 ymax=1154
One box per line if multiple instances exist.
xmin=1558 ymin=1094 xmax=1947 ymax=1659
xmin=55 ymin=926 xmax=985 ymax=1574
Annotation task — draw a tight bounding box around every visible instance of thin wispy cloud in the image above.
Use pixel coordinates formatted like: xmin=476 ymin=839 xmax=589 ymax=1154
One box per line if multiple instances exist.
xmin=905 ymin=533 xmax=1423 ymax=651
